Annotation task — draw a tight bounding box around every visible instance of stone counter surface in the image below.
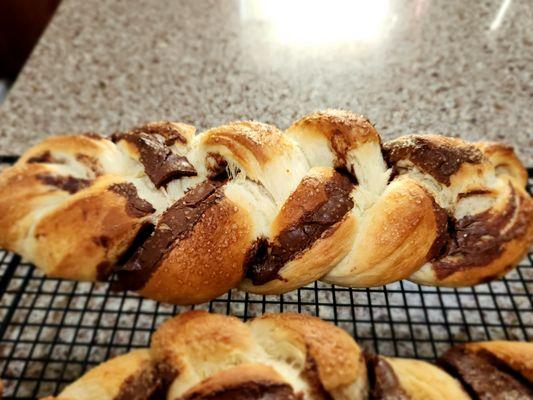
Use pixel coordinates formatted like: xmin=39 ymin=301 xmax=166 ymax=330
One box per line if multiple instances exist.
xmin=0 ymin=0 xmax=531 ymax=164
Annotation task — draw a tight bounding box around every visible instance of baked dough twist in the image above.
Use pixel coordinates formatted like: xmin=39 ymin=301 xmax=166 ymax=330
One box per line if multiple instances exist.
xmin=42 ymin=311 xmax=533 ymax=400
xmin=0 ymin=110 xmax=531 ymax=304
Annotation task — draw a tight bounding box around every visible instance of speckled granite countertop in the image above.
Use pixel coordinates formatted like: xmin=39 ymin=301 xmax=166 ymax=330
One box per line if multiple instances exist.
xmin=0 ymin=0 xmax=531 ymax=164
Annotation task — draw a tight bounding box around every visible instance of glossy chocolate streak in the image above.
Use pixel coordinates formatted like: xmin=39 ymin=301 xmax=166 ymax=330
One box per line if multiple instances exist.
xmin=438 ymin=346 xmax=532 ymax=399
xmin=245 ymin=174 xmax=354 ymax=285
xmin=132 ymin=122 xmax=188 ymax=146
xmin=109 ymin=183 xmax=155 ymax=218
xmin=36 ymin=174 xmax=91 ymax=194
xmin=383 ymin=137 xmax=483 ymax=185
xmin=366 ymin=354 xmax=410 ymax=400
xmin=117 ymin=223 xmax=155 ymax=266
xmin=97 ymin=223 xmax=156 ymax=281
xmin=181 ymin=380 xmax=298 ymax=400
xmin=114 ymin=362 xmax=165 ymax=400
xmin=433 ymin=186 xmax=528 ymax=279
xmin=113 ymin=132 xmax=196 ymax=187
xmin=113 ymin=181 xmax=224 ymax=291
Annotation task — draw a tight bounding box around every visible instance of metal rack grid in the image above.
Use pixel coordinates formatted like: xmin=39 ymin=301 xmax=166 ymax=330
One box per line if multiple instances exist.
xmin=0 ymin=156 xmax=531 ymax=399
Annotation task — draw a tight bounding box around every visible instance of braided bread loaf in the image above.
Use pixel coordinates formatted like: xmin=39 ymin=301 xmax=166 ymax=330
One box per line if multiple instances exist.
xmin=0 ymin=110 xmax=531 ymax=304
xmin=42 ymin=311 xmax=533 ymax=400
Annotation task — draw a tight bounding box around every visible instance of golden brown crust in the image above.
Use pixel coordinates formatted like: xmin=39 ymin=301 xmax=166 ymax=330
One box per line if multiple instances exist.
xmin=382 ymin=357 xmax=469 ymax=400
xmin=138 ymin=196 xmax=254 ymax=304
xmin=0 ymin=162 xmax=68 ymax=252
xmin=288 ymin=109 xmax=380 ymax=157
xmin=34 ymin=176 xmax=152 ymax=281
xmin=325 ymin=175 xmax=441 ymax=287
xmin=151 ymin=311 xmax=254 ymax=374
xmin=202 ymin=121 xmax=290 ymax=166
xmin=18 ymin=134 xmax=111 ymax=166
xmin=252 ymin=313 xmax=365 ymax=394
xmin=46 ymin=349 xmax=159 ymax=400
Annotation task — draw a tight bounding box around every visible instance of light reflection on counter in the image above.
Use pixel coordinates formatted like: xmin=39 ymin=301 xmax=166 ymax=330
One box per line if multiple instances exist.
xmin=239 ymin=0 xmax=392 ymax=45
xmin=490 ymin=0 xmax=512 ymax=30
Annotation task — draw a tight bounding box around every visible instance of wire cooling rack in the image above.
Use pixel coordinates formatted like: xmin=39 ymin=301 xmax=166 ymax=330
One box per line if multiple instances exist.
xmin=0 ymin=156 xmax=532 ymax=398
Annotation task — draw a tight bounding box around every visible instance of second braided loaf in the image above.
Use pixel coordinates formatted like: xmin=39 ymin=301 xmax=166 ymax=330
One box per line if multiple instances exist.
xmin=43 ymin=311 xmax=533 ymax=400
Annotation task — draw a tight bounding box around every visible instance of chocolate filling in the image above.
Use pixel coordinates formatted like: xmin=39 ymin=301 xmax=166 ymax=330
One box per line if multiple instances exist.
xmin=302 ymin=354 xmax=332 ymax=400
xmin=457 ymin=189 xmax=492 ymax=199
xmin=113 ymin=181 xmax=224 ymax=291
xmin=154 ymin=361 xmax=179 ymax=391
xmin=438 ymin=346 xmax=532 ymax=399
xmin=27 ymin=151 xmax=61 ymax=164
xmin=425 ymin=195 xmax=450 ymax=261
xmin=181 ymin=380 xmax=298 ymax=400
xmin=95 ymin=197 xmax=155 ymax=282
xmin=131 ymin=122 xmax=188 ymax=146
xmin=114 ymin=362 xmax=166 ymax=400
xmin=206 ymin=152 xmax=229 ymax=181
xmin=76 ymin=153 xmax=102 ymax=176
xmin=432 ymin=185 xmax=528 ymax=279
xmin=365 ymin=353 xmax=410 ymax=400
xmin=36 ymin=174 xmax=91 ymax=194
xmin=96 ymin=261 xmax=112 ymax=281
xmin=99 ymin=223 xmax=156 ymax=280
xmin=116 ymin=223 xmax=155 ymax=266
xmin=245 ymin=174 xmax=354 ymax=285
xmin=383 ymin=137 xmax=483 ymax=185
xmin=473 ymin=349 xmax=533 ymax=388
xmin=109 ymin=183 xmax=155 ymax=218
xmin=112 ymin=132 xmax=196 ymax=188
xmin=327 ymin=116 xmax=378 ymax=170
xmin=334 ymin=166 xmax=358 ymax=185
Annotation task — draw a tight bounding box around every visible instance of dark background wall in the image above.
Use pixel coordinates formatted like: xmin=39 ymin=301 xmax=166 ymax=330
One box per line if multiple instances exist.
xmin=0 ymin=0 xmax=61 ymax=81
